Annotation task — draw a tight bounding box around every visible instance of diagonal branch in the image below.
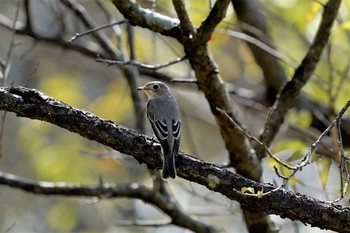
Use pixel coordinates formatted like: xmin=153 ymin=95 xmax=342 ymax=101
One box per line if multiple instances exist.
xmin=172 ymin=0 xmax=195 ymax=35
xmin=0 ymin=171 xmax=218 ymax=233
xmin=111 ymin=0 xmax=262 ymax=180
xmin=60 ymin=0 xmax=120 ymax=57
xmin=258 ymin=0 xmax=342 ymax=155
xmin=1 ymin=86 xmax=350 ymax=232
xmin=60 ymin=0 xmax=146 ymax=133
xmin=197 ymin=0 xmax=231 ymax=43
xmin=110 ymin=2 xmax=271 ymax=231
xmin=111 ymin=0 xmax=180 ymax=37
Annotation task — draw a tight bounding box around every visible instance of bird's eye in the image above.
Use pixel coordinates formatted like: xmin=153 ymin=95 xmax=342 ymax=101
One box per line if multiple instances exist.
xmin=153 ymin=84 xmax=159 ymax=90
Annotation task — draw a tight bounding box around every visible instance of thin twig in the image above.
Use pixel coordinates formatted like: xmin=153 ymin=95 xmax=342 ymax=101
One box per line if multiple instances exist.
xmin=0 ymin=0 xmax=21 ymax=160
xmin=171 ymin=78 xmax=197 ymax=83
xmin=24 ymin=61 xmax=40 ymax=87
xmin=217 ymin=28 xmax=296 ymax=67
xmin=330 ymin=106 xmax=350 ymax=203
xmin=95 ymin=0 xmax=124 ymax=54
xmin=216 ymin=107 xmax=295 ymax=170
xmin=282 ymin=100 xmax=350 ymax=188
xmin=3 ymin=0 xmax=21 ymax=83
xmin=114 ymin=219 xmax=171 ymax=227
xmin=68 ymin=20 xmax=126 ymax=42
xmin=96 ymin=55 xmax=187 ymax=71
xmin=4 ymin=222 xmax=16 ymax=233
xmin=257 ymin=0 xmax=342 ymax=158
xmin=60 ymin=0 xmax=120 ymax=56
xmin=217 ymin=100 xmax=350 ymax=196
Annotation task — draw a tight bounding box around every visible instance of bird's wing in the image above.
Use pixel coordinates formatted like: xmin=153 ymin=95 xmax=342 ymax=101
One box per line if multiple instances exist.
xmin=172 ymin=119 xmax=181 ymax=140
xmin=172 ymin=119 xmax=181 ymax=156
xmin=152 ymin=119 xmax=168 ymax=140
xmin=147 ymin=99 xmax=181 ymax=156
xmin=147 ymin=100 xmax=168 ymax=140
xmin=149 ymin=118 xmax=170 ymax=156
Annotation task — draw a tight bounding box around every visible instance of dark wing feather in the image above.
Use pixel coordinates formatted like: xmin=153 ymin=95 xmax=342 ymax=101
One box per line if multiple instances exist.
xmin=149 ymin=119 xmax=170 ymax=156
xmin=155 ymin=119 xmax=168 ymax=140
xmin=172 ymin=119 xmax=181 ymax=156
xmin=172 ymin=119 xmax=181 ymax=140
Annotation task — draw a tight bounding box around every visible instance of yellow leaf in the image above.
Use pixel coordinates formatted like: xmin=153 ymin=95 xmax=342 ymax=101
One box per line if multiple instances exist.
xmin=337 ymin=21 xmax=350 ymax=31
xmin=306 ymin=2 xmax=322 ymax=23
xmin=241 ymin=187 xmax=255 ymax=194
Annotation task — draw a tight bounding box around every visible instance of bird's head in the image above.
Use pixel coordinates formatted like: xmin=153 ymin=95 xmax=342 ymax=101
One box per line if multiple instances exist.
xmin=137 ymin=81 xmax=171 ymax=99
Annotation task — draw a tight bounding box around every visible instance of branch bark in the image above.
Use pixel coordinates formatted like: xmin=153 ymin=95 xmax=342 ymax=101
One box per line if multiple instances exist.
xmin=258 ymin=0 xmax=342 ymax=154
xmin=0 ymin=86 xmax=350 ymax=232
xmin=112 ymin=1 xmax=269 ymax=232
xmin=231 ymin=0 xmax=350 ymax=150
xmin=111 ymin=0 xmax=180 ymax=37
xmin=0 ymin=171 xmax=217 ymax=233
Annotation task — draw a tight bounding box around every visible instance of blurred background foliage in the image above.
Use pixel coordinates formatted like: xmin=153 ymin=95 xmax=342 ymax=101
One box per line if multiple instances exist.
xmin=0 ymin=0 xmax=350 ymax=232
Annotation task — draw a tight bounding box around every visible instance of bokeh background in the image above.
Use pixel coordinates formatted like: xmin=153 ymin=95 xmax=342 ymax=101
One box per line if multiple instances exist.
xmin=0 ymin=0 xmax=350 ymax=232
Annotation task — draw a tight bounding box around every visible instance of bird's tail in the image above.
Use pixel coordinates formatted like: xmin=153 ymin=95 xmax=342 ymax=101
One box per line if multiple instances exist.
xmin=162 ymin=152 xmax=176 ymax=179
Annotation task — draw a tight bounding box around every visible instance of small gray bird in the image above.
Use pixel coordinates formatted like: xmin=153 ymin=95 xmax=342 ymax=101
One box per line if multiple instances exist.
xmin=137 ymin=81 xmax=181 ymax=179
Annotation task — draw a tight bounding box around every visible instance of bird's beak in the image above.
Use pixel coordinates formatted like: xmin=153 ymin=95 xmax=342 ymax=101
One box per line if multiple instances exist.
xmin=137 ymin=85 xmax=153 ymax=99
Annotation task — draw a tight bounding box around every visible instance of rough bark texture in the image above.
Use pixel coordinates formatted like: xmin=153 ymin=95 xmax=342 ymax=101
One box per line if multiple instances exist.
xmin=257 ymin=0 xmax=342 ymax=156
xmin=114 ymin=1 xmax=271 ymax=231
xmin=0 ymin=86 xmax=349 ymax=233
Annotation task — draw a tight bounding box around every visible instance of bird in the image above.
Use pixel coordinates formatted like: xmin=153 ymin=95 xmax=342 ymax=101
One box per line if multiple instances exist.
xmin=137 ymin=81 xmax=181 ymax=179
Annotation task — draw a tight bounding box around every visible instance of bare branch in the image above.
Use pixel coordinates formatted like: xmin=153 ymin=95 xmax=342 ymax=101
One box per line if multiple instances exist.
xmin=197 ymin=0 xmax=231 ymax=43
xmin=68 ymin=20 xmax=126 ymax=42
xmin=111 ymin=0 xmax=180 ymax=38
xmin=60 ymin=0 xmax=120 ymax=57
xmin=0 ymin=86 xmax=350 ymax=232
xmin=0 ymin=171 xmax=218 ymax=233
xmin=96 ymin=55 xmax=187 ymax=71
xmin=172 ymin=0 xmax=195 ymax=35
xmin=216 ymin=107 xmax=295 ymax=171
xmin=2 ymin=0 xmax=21 ymax=83
xmin=258 ymin=0 xmax=342 ymax=154
xmin=111 ymin=2 xmax=270 ymax=230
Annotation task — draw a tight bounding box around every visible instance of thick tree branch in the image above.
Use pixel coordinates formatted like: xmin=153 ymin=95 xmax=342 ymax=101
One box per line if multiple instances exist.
xmin=1 ymin=87 xmax=350 ymax=232
xmin=0 ymin=171 xmax=217 ymax=233
xmin=231 ymin=0 xmax=350 ymax=153
xmin=0 ymin=1 xmax=348 ymax=233
xmin=111 ymin=1 xmax=270 ymax=232
xmin=3 ymin=1 xmax=350 ymax=152
xmin=60 ymin=0 xmax=146 ymax=133
xmin=111 ymin=0 xmax=180 ymax=37
xmin=197 ymin=0 xmax=231 ymax=43
xmin=112 ymin=0 xmax=262 ymax=180
xmin=172 ymin=0 xmax=195 ymax=35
